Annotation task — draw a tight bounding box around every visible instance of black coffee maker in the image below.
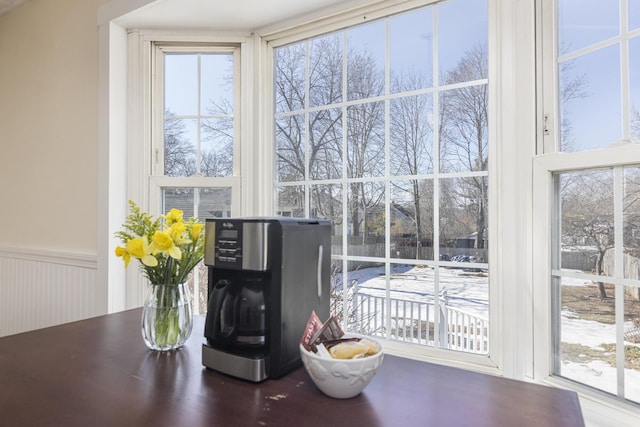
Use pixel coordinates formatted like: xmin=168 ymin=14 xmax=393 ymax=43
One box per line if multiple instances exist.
xmin=202 ymin=217 xmax=331 ymax=382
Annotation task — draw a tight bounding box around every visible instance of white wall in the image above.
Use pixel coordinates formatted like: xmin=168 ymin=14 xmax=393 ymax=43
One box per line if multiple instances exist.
xmin=0 ymin=0 xmax=110 ymax=334
xmin=0 ymin=0 xmax=107 ymax=253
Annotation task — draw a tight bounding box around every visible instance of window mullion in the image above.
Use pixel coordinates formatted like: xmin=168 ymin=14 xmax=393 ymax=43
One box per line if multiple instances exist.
xmin=614 ymin=166 xmax=625 ymax=398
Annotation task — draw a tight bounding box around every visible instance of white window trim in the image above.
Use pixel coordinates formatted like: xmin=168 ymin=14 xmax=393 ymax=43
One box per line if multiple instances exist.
xmin=535 ymin=0 xmax=640 ymax=420
xmin=258 ymin=0 xmax=539 ymax=377
xmin=532 ymin=144 xmax=640 ymax=426
xmin=99 ymin=23 xmax=262 ymax=310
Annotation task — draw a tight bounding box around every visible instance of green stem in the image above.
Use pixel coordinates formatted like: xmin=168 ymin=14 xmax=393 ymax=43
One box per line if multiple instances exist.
xmin=153 ymin=284 xmax=180 ymax=347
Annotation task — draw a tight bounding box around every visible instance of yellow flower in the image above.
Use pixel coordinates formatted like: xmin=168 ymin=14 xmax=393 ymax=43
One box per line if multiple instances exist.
xmin=165 ymin=208 xmax=183 ymax=225
xmin=115 ymin=238 xmax=158 ymax=268
xmin=151 ymin=230 xmax=182 ymax=260
xmin=114 ymin=201 xmax=204 ymax=285
xmin=126 ymin=237 xmax=158 ymax=267
xmin=115 ymin=245 xmax=131 ymax=268
xmin=190 ymin=223 xmax=203 ymax=241
xmin=167 ymin=221 xmax=189 ymax=245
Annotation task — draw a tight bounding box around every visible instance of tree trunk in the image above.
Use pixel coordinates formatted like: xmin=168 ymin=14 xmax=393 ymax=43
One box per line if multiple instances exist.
xmin=413 ymin=180 xmax=421 ymax=259
xmin=595 ymin=251 xmax=608 ymax=300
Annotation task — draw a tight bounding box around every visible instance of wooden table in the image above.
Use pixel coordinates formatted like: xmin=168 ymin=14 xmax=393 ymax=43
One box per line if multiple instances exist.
xmin=0 ymin=309 xmax=584 ymax=426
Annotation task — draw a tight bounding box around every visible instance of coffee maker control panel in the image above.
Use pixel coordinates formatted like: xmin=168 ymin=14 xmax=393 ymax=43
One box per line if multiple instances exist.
xmin=216 ymin=228 xmax=240 ymax=263
xmin=204 ymin=219 xmax=271 ymax=271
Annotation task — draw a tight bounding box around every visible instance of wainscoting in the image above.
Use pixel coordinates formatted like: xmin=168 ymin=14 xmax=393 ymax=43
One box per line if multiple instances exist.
xmin=0 ymin=247 xmax=103 ymax=337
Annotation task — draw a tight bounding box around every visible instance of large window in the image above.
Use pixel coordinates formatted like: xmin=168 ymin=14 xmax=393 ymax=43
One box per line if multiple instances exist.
xmin=538 ymin=0 xmax=640 ymax=406
xmin=273 ymin=0 xmax=489 ymax=355
xmin=150 ymin=44 xmax=242 ymax=313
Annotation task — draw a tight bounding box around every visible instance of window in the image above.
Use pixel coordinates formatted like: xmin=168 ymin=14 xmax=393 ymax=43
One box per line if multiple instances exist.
xmin=150 ymin=44 xmax=242 ymax=314
xmin=273 ymin=0 xmax=489 ymax=355
xmin=537 ymin=0 xmax=640 ymax=406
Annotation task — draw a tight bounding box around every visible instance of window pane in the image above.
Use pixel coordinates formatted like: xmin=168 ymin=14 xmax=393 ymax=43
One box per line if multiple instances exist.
xmin=344 ymin=261 xmax=387 ymax=336
xmin=558 ymin=277 xmax=618 ymax=395
xmin=390 ymin=94 xmax=434 ymax=175
xmin=560 ymin=169 xmax=615 ymax=277
xmin=201 ymin=118 xmax=233 ymax=177
xmin=632 ymin=37 xmax=640 ymax=140
xmin=632 ymin=0 xmax=640 ymax=31
xmin=310 ymin=108 xmax=342 ymax=180
xmin=201 ymin=54 xmax=233 ymax=114
xmin=439 ymin=84 xmax=489 ymax=173
xmin=309 ymin=34 xmax=343 ymax=108
xmin=164 ymin=118 xmax=196 ymax=177
xmin=165 ymin=55 xmax=197 ymax=115
xmin=557 ymin=0 xmax=620 ymax=53
xmin=162 ymin=187 xmax=231 ymax=219
xmin=624 ymin=292 xmax=640 ymax=404
xmin=440 ymin=177 xmax=488 ymax=264
xmin=163 ymin=51 xmax=236 ymax=179
xmin=389 ymin=263 xmax=437 ymax=344
xmin=346 ymin=262 xmax=488 ymax=352
xmin=273 ymin=1 xmax=489 ymax=355
xmin=438 ymin=0 xmax=488 ymax=80
xmin=310 ymin=184 xmax=343 ymax=253
xmin=276 ymin=114 xmax=306 ymax=182
xmin=559 ymin=46 xmax=621 ymax=151
xmin=558 ymin=0 xmax=619 ymax=54
xmin=347 ymin=181 xmax=385 ymax=254
xmin=347 ymin=102 xmax=385 ymax=178
xmin=624 ymin=167 xmax=640 ymax=280
xmin=347 ymin=20 xmax=385 ymax=101
xmin=389 ymin=8 xmax=433 ymax=92
xmin=391 ymin=179 xmax=434 ymax=261
xmin=275 ymin=42 xmax=305 ymax=113
xmin=276 ymin=185 xmax=304 ymax=218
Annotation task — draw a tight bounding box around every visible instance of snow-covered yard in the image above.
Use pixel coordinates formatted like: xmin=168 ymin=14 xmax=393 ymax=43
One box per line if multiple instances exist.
xmin=337 ymin=264 xmax=640 ymax=403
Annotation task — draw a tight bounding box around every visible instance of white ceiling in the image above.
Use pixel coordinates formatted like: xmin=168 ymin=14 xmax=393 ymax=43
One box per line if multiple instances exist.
xmin=1 ymin=0 xmax=375 ymax=32
xmin=114 ymin=0 xmax=367 ymax=32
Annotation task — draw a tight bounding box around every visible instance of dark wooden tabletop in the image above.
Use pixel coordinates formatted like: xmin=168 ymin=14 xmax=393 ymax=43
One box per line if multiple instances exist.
xmin=0 ymin=308 xmax=584 ymax=427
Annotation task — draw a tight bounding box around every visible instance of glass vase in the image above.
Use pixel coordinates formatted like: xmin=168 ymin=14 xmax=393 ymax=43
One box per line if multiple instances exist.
xmin=141 ymin=282 xmax=193 ymax=351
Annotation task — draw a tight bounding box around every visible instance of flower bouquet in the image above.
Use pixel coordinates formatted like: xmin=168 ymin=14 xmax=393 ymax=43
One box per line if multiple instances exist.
xmin=115 ymin=201 xmax=204 ymax=351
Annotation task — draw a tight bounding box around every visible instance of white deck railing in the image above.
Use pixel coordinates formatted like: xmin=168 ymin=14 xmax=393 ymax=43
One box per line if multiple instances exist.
xmin=351 ymin=292 xmax=489 ymax=354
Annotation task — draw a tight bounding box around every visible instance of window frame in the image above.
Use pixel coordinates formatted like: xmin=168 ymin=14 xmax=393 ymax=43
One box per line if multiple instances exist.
xmin=124 ymin=31 xmax=251 ymax=306
xmin=148 ymin=42 xmax=243 ymax=220
xmin=262 ymin=0 xmax=532 ymax=373
xmin=534 ymin=0 xmax=640 ymax=419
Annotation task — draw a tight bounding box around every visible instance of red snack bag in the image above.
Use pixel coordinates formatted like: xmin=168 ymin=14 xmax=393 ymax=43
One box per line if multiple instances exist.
xmin=300 ymin=311 xmax=323 ymax=352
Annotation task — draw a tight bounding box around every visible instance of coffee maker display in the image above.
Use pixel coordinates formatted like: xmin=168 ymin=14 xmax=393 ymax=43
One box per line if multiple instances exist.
xmin=202 ymin=217 xmax=331 ymax=382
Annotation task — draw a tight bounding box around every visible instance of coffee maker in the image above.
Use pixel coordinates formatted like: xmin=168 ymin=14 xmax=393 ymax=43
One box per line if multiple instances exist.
xmin=202 ymin=217 xmax=331 ymax=382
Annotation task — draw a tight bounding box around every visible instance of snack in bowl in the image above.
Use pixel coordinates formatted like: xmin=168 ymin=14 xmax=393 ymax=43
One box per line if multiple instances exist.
xmin=299 ymin=312 xmax=384 ymax=399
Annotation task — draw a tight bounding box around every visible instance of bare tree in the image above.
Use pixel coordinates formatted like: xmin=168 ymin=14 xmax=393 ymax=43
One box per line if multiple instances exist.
xmin=561 ymin=170 xmax=614 ymax=299
xmin=164 ymin=113 xmax=195 ymax=177
xmin=558 ymin=44 xmax=589 ymax=152
xmin=390 ymin=70 xmax=434 ymax=250
xmin=439 ymin=45 xmax=488 ymax=250
xmin=632 ymin=106 xmax=640 ymax=140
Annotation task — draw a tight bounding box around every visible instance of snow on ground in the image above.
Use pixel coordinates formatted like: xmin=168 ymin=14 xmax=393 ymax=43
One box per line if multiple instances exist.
xmin=341 ymin=264 xmax=640 ymax=403
xmin=336 ymin=263 xmax=489 ymax=318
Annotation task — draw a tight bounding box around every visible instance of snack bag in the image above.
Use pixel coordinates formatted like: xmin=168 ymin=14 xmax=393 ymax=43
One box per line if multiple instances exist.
xmin=300 ymin=312 xmax=344 ymax=352
xmin=300 ymin=311 xmax=324 ymax=352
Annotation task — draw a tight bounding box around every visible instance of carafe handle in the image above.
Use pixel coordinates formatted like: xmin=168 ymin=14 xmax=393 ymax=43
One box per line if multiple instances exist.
xmin=206 ymin=279 xmax=231 ymax=339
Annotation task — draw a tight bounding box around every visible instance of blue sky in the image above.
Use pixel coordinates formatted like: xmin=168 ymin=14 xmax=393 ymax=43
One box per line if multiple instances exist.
xmin=161 ymin=0 xmax=637 ymax=155
xmin=559 ymin=0 xmax=640 ymax=149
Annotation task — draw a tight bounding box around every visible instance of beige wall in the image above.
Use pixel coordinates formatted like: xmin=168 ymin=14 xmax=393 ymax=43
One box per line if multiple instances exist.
xmin=0 ymin=0 xmax=108 ymax=253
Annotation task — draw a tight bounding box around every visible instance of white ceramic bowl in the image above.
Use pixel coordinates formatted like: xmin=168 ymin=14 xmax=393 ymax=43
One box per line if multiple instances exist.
xmin=299 ymin=335 xmax=384 ymax=399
